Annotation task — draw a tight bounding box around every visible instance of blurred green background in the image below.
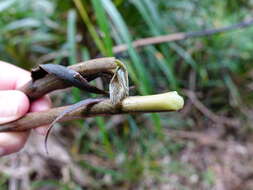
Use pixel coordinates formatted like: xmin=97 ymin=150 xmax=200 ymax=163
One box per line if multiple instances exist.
xmin=1 ymin=0 xmax=253 ymax=189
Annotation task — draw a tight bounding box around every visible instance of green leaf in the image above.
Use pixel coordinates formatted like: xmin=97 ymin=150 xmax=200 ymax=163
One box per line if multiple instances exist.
xmin=73 ymin=0 xmax=106 ymax=54
xmin=0 ymin=0 xmax=16 ymax=12
xmin=67 ymin=10 xmax=77 ymax=65
xmin=4 ymin=18 xmax=40 ymax=31
xmin=92 ymin=0 xmax=113 ymax=56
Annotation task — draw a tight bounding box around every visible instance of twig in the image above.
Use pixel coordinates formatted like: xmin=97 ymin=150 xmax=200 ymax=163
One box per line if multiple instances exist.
xmin=20 ymin=57 xmax=117 ymax=99
xmin=0 ymin=92 xmax=184 ymax=132
xmin=184 ymin=90 xmax=240 ymax=127
xmin=113 ymin=19 xmax=253 ymax=53
xmin=181 ymin=70 xmax=196 ymax=116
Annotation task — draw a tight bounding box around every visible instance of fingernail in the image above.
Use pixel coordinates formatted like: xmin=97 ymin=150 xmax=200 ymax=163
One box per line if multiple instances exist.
xmin=0 ymin=148 xmax=6 ymax=157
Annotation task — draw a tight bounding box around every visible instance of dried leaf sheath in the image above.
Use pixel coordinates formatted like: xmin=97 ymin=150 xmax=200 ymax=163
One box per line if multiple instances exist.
xmin=20 ymin=57 xmax=117 ymax=99
xmin=38 ymin=64 xmax=108 ymax=95
xmin=109 ymin=60 xmax=129 ymax=105
xmin=44 ymin=98 xmax=104 ymax=154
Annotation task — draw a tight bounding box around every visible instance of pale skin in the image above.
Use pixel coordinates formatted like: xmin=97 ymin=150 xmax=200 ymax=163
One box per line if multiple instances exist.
xmin=0 ymin=61 xmax=51 ymax=156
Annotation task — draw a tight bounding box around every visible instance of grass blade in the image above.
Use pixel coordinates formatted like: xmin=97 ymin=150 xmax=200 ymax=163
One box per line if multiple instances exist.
xmin=0 ymin=0 xmax=16 ymax=12
xmin=91 ymin=0 xmax=113 ymax=56
xmin=73 ymin=0 xmax=106 ymax=55
xmin=67 ymin=10 xmax=77 ymax=65
xmin=101 ymin=0 xmax=152 ymax=94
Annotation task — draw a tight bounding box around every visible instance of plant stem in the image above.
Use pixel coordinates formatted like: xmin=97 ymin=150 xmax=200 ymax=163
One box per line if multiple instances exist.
xmin=20 ymin=57 xmax=117 ymax=99
xmin=0 ymin=92 xmax=184 ymax=132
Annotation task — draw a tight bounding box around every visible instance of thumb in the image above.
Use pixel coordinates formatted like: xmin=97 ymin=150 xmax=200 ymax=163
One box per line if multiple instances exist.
xmin=0 ymin=91 xmax=30 ymax=156
xmin=0 ymin=90 xmax=29 ymax=124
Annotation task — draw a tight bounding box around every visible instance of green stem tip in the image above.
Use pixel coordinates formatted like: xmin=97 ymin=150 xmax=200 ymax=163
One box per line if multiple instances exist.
xmin=122 ymin=91 xmax=184 ymax=112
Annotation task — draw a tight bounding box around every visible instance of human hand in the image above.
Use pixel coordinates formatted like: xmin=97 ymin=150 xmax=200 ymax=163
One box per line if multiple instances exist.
xmin=0 ymin=61 xmax=51 ymax=156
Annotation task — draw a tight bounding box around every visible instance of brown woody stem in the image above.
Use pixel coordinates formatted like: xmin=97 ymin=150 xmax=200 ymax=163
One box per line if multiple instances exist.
xmin=0 ymin=92 xmax=184 ymax=132
xmin=20 ymin=57 xmax=117 ymax=99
